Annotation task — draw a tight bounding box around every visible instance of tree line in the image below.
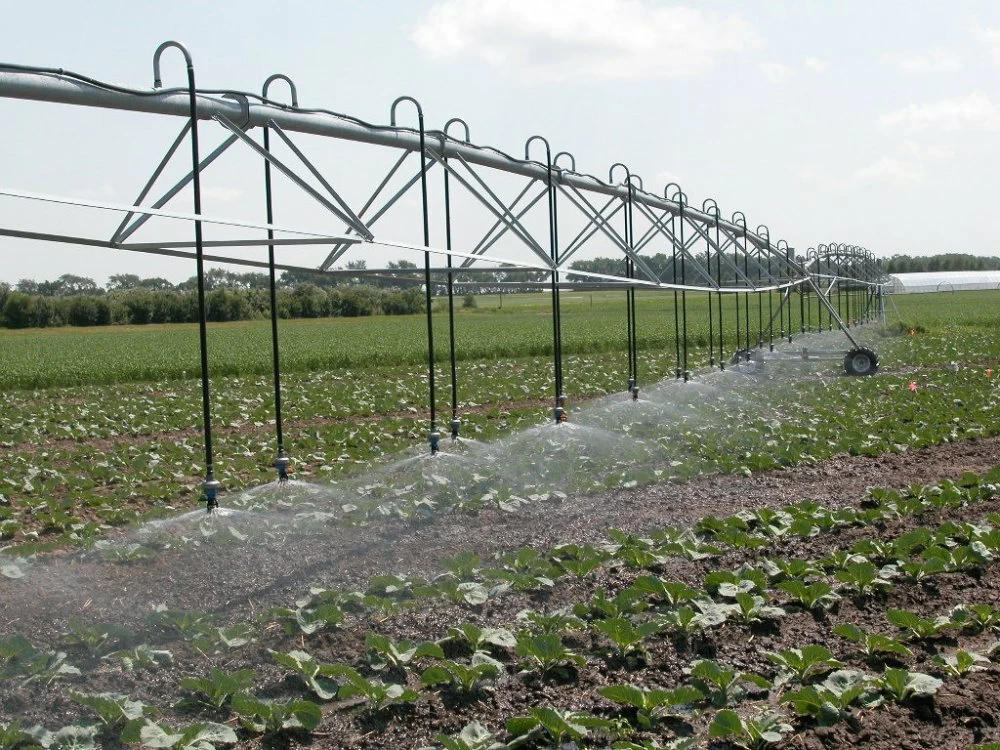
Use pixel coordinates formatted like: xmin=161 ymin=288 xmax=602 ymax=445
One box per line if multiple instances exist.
xmin=0 ymin=265 xmax=427 ymax=329
xmin=0 ymin=261 xmax=552 ymax=330
xmin=881 ymin=253 xmax=1000 ymax=273
xmin=568 ymin=252 xmax=1000 ymax=280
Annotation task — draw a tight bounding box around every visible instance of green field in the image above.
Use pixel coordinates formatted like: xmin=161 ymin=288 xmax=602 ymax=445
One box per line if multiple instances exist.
xmin=1 ymin=288 xmax=999 ymax=552
xmin=2 ymin=289 xmax=1000 ymax=748
xmin=0 ymin=288 xmax=888 ymax=390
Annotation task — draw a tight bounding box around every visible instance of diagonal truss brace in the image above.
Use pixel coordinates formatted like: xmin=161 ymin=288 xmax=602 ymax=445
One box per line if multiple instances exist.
xmin=214 ymin=114 xmax=374 ymax=240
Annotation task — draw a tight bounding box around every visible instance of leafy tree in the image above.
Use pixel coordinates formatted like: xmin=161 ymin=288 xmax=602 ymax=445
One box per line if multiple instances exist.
xmin=1 ymin=291 xmax=35 ymax=328
xmin=106 ymin=273 xmax=143 ymax=291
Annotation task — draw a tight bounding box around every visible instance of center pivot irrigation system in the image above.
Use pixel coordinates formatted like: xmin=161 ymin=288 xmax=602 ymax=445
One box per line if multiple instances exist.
xmin=0 ymin=42 xmax=893 ymax=512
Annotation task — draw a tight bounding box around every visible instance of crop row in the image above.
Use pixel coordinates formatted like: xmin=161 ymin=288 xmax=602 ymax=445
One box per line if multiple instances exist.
xmin=2 ymin=464 xmax=999 ymax=748
xmin=3 ymin=336 xmax=999 ymax=555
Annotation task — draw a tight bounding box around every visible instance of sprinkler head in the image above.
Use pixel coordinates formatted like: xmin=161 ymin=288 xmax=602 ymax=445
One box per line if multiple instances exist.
xmin=203 ymin=473 xmax=222 ymax=513
xmin=554 ymin=406 xmax=566 ymax=423
xmin=949 ymin=361 xmax=959 ymax=373
xmin=275 ymin=451 xmax=290 ymax=483
xmin=674 ymin=368 xmax=682 ymax=379
xmin=683 ymin=370 xmax=691 ymax=382
xmin=429 ymin=431 xmax=441 ymax=454
xmin=450 ymin=418 xmax=461 ymax=438
xmin=632 ymin=386 xmax=640 ymax=401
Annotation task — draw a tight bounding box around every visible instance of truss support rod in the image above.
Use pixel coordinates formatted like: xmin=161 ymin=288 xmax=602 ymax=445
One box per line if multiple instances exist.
xmin=557 ymin=181 xmax=661 ymax=283
xmin=559 ymin=192 xmax=618 ymax=257
xmin=458 ymin=176 xmax=544 ymax=268
xmin=765 ymin=288 xmax=793 ymax=346
xmin=554 ymin=185 xmax=625 ymax=269
xmin=215 ymin=114 xmax=374 ymax=239
xmin=805 ymin=275 xmax=861 ymax=348
xmin=112 ymin=121 xmax=191 ymax=242
xmin=114 ymin=132 xmax=241 ymax=243
xmin=0 ymin=66 xmax=782 ymax=249
xmin=267 ymin=121 xmax=372 ymax=239
xmin=432 ymin=152 xmax=552 ymax=268
xmin=321 ymin=150 xmax=410 ymax=269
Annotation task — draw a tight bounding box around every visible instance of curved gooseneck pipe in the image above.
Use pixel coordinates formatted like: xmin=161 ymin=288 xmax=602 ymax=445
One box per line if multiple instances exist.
xmin=663 ymin=183 xmax=683 ymax=377
xmin=154 ymin=41 xmax=220 ymax=511
xmin=670 ymin=187 xmax=690 ymax=380
xmin=732 ymin=211 xmax=751 ymax=357
xmin=610 ymin=163 xmax=638 ymax=397
xmin=441 ymin=117 xmax=471 ymax=438
xmin=526 ymin=135 xmax=566 ymax=421
xmin=261 ymin=73 xmax=298 ymax=481
xmin=702 ymin=198 xmax=722 ymax=368
xmin=554 ymin=151 xmax=576 ymax=172
xmin=756 ymin=224 xmax=772 ymax=350
xmin=391 ymin=96 xmax=439 ymax=453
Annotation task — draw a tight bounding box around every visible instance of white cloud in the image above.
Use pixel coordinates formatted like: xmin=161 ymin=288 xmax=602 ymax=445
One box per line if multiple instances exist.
xmin=852 ymin=157 xmax=925 ymax=187
xmin=879 ymin=49 xmax=961 ymax=72
xmin=804 ymin=57 xmax=830 ymax=73
xmin=897 ymin=140 xmax=955 ymax=161
xmin=878 ymin=91 xmax=1000 ymax=131
xmin=759 ymin=61 xmax=793 ymax=83
xmin=412 ymin=0 xmax=763 ymax=81
xmin=973 ymin=26 xmax=1000 ymax=63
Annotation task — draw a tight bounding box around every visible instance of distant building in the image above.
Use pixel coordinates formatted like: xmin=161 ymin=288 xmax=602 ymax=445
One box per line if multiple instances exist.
xmin=889 ymin=271 xmax=1000 ymax=294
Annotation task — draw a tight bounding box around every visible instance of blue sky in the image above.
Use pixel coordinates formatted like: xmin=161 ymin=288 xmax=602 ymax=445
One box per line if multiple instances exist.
xmin=1 ymin=0 xmax=999 ymax=285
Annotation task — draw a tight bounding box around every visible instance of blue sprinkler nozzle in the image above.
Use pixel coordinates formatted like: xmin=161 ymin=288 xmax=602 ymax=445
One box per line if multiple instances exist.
xmin=275 ymin=451 xmax=290 ymax=483
xmin=203 ymin=473 xmax=222 ymax=513
xmin=450 ymin=418 xmax=461 ymax=439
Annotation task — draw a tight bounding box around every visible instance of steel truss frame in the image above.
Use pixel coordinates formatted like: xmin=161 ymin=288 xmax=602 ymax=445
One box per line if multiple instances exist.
xmin=0 ymin=44 xmax=891 ymax=510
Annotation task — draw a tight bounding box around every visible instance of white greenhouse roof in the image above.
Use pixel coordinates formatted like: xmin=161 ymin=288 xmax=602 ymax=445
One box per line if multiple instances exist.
xmin=889 ymin=271 xmax=1000 ymax=293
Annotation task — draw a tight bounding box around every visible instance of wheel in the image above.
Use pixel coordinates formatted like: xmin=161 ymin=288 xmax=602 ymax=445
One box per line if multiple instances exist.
xmin=844 ymin=347 xmax=878 ymax=376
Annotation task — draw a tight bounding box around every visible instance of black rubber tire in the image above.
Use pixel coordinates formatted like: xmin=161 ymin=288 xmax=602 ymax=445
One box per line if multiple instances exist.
xmin=844 ymin=347 xmax=879 ymax=376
